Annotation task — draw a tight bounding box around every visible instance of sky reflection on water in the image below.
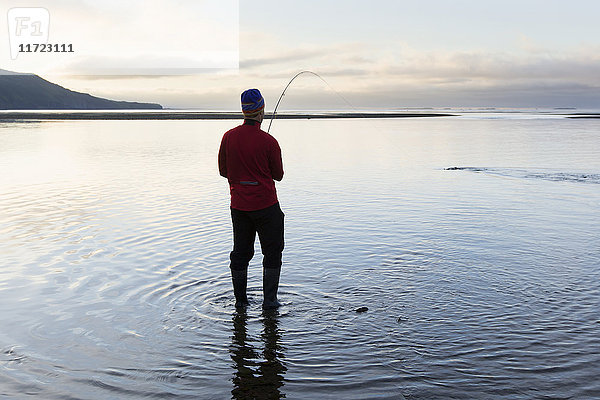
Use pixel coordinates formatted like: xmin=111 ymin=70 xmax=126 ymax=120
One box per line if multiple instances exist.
xmin=0 ymin=116 xmax=599 ymax=399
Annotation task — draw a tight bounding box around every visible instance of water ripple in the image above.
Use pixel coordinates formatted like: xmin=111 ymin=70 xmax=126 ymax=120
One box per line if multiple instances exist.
xmin=1 ymin=119 xmax=599 ymax=399
xmin=446 ymin=166 xmax=600 ymax=184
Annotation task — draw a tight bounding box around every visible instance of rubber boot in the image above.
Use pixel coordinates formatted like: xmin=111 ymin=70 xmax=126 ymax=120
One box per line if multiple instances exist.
xmin=262 ymin=268 xmax=281 ymax=310
xmin=231 ymin=269 xmax=249 ymax=308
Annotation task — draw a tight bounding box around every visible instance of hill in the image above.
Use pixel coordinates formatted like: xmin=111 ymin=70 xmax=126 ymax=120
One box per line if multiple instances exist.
xmin=0 ymin=70 xmax=162 ymax=110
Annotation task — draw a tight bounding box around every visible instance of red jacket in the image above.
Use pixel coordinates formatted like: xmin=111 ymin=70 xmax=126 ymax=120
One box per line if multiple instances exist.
xmin=218 ymin=119 xmax=284 ymax=211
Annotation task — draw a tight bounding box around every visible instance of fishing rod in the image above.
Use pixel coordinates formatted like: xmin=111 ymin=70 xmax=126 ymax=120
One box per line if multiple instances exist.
xmin=267 ymin=70 xmax=357 ymax=134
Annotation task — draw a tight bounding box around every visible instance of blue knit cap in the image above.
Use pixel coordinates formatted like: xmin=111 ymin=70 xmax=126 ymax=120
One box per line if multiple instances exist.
xmin=241 ymin=88 xmax=265 ymax=116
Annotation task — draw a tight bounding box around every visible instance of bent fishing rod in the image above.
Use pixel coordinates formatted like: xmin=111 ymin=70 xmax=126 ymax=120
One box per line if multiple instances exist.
xmin=267 ymin=70 xmax=356 ymax=134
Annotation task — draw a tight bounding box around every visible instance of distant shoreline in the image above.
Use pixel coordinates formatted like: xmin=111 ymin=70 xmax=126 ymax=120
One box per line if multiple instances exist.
xmin=2 ymin=111 xmax=598 ymax=121
xmin=0 ymin=111 xmax=456 ymax=121
xmin=566 ymin=113 xmax=600 ymax=119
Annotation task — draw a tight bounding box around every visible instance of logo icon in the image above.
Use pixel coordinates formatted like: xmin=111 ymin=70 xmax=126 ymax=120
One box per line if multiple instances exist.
xmin=7 ymin=7 xmax=50 ymax=60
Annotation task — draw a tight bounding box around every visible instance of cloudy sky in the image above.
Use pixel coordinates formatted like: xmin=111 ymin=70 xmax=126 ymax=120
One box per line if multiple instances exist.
xmin=5 ymin=0 xmax=600 ymax=109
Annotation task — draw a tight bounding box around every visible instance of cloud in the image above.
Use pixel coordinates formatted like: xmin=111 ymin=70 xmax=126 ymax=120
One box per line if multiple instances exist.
xmin=52 ymin=34 xmax=600 ymax=109
xmin=241 ymin=49 xmax=333 ymax=68
xmin=383 ymin=50 xmax=600 ymax=84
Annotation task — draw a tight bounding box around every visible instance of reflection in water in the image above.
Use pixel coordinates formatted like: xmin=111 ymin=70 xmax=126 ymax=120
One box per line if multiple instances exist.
xmin=230 ymin=310 xmax=286 ymax=399
xmin=1 ymin=119 xmax=599 ymax=399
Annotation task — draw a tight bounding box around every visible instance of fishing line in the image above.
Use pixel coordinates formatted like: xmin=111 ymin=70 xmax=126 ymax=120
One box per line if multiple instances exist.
xmin=267 ymin=70 xmax=361 ymax=134
xmin=266 ymin=70 xmax=411 ymax=186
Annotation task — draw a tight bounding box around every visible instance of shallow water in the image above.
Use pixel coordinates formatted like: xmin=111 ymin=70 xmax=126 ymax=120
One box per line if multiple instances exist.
xmin=1 ymin=115 xmax=599 ymax=399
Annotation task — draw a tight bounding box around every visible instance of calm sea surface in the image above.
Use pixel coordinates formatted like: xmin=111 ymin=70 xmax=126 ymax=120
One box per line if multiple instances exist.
xmin=1 ymin=114 xmax=599 ymax=399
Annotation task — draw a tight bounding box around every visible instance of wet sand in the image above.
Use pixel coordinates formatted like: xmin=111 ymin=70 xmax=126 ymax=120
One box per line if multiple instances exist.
xmin=566 ymin=113 xmax=600 ymax=119
xmin=0 ymin=111 xmax=455 ymax=120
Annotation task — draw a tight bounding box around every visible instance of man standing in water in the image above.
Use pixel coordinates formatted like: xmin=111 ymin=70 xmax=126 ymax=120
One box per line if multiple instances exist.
xmin=218 ymin=89 xmax=284 ymax=309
